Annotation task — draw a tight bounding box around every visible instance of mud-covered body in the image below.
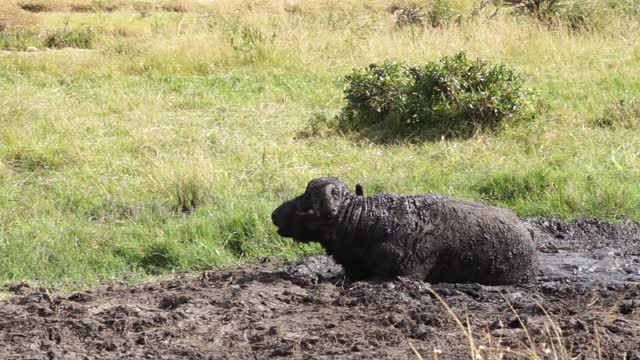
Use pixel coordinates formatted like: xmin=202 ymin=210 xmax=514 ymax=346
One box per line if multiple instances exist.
xmin=272 ymin=177 xmax=538 ymax=285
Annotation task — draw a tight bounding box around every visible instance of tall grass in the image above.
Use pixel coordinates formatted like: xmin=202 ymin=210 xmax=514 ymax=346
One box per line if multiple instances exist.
xmin=0 ymin=0 xmax=639 ymax=288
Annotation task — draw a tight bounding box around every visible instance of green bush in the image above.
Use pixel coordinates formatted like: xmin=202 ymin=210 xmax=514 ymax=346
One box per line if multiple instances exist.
xmin=338 ymin=52 xmax=537 ymax=139
xmin=45 ymin=25 xmax=95 ymax=49
xmin=341 ymin=61 xmax=414 ymax=124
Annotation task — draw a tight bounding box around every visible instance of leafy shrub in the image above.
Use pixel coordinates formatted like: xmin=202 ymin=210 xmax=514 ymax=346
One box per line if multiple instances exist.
xmin=338 ymin=52 xmax=537 ymax=139
xmin=592 ymin=98 xmax=640 ymax=129
xmin=45 ymin=25 xmax=95 ymax=49
xmin=341 ymin=61 xmax=414 ymax=124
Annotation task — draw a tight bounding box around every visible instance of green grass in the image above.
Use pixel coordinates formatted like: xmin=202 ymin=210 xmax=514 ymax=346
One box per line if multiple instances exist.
xmin=0 ymin=0 xmax=639 ymax=289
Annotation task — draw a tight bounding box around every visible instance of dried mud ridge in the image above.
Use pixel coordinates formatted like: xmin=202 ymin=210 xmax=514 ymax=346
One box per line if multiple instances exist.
xmin=1 ymin=218 xmax=640 ymax=359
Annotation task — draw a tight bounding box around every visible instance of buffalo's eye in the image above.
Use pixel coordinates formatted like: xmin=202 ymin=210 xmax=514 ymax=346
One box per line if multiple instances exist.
xmin=297 ymin=194 xmax=313 ymax=212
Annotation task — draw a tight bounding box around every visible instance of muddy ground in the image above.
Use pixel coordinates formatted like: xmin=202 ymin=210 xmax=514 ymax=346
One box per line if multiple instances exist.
xmin=1 ymin=218 xmax=640 ymax=359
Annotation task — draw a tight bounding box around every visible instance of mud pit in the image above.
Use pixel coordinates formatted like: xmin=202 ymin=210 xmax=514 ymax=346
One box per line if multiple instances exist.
xmin=1 ymin=219 xmax=640 ymax=359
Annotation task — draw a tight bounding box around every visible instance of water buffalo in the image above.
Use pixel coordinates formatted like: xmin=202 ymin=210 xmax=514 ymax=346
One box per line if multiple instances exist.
xmin=272 ymin=177 xmax=538 ymax=285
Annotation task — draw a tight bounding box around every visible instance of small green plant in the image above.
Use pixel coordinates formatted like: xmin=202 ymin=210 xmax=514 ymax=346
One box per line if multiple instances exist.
xmin=427 ymin=0 xmax=459 ymax=27
xmin=592 ymin=98 xmax=640 ymax=129
xmin=228 ymin=23 xmax=275 ymax=64
xmin=338 ymin=52 xmax=537 ymax=139
xmin=45 ymin=24 xmax=95 ymax=49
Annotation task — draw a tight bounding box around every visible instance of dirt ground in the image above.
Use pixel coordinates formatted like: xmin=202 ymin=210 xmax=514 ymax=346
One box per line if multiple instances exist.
xmin=1 ymin=218 xmax=639 ymax=359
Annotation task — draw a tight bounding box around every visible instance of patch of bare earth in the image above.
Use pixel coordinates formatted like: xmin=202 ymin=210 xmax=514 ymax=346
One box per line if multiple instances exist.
xmin=1 ymin=218 xmax=639 ymax=359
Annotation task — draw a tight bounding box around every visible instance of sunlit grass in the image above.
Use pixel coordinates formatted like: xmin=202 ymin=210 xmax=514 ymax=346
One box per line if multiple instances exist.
xmin=0 ymin=0 xmax=639 ymax=288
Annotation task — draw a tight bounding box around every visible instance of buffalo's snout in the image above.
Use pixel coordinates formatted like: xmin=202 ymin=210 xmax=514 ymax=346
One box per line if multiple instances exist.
xmin=271 ymin=200 xmax=296 ymax=237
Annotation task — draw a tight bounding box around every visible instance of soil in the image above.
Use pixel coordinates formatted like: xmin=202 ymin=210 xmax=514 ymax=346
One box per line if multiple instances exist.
xmin=1 ymin=218 xmax=640 ymax=359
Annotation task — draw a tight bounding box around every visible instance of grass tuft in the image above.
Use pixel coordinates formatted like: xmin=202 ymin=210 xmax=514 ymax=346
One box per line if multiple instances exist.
xmin=0 ymin=28 xmax=41 ymax=50
xmin=138 ymin=241 xmax=182 ymax=274
xmin=592 ymin=98 xmax=640 ymax=129
xmin=45 ymin=23 xmax=94 ymax=48
xmin=173 ymin=175 xmax=212 ymax=214
xmin=4 ymin=146 xmax=71 ymax=172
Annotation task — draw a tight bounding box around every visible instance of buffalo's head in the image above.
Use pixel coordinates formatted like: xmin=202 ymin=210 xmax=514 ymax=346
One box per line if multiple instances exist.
xmin=271 ymin=177 xmax=355 ymax=244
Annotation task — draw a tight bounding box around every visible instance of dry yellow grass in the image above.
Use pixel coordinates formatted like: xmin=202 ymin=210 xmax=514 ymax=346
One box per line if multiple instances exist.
xmin=0 ymin=2 xmax=39 ymax=29
xmin=10 ymin=0 xmax=218 ymax=14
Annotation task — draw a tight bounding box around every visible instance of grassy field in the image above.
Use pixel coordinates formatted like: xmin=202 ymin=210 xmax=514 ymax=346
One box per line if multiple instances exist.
xmin=0 ymin=0 xmax=639 ymax=289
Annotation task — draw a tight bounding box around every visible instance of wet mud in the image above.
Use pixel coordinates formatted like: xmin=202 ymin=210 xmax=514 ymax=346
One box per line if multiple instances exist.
xmin=1 ymin=218 xmax=640 ymax=359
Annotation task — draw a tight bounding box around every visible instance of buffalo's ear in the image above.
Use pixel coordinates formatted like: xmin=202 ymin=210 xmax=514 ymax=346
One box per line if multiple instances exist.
xmin=355 ymin=183 xmax=364 ymax=197
xmin=310 ymin=183 xmax=344 ymax=220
